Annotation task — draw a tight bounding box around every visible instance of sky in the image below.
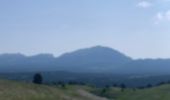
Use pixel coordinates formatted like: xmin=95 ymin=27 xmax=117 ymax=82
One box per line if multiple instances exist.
xmin=0 ymin=0 xmax=170 ymax=59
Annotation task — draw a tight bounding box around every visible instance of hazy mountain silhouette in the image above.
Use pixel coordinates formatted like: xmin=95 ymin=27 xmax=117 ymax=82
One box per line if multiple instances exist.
xmin=0 ymin=46 xmax=170 ymax=75
xmin=118 ymin=59 xmax=170 ymax=75
xmin=56 ymin=46 xmax=132 ymax=72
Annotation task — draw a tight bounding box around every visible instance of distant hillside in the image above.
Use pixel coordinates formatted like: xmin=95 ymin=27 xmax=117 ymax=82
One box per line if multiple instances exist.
xmin=0 ymin=53 xmax=56 ymax=72
xmin=117 ymin=59 xmax=170 ymax=75
xmin=0 ymin=46 xmax=170 ymax=75
xmin=56 ymin=46 xmax=132 ymax=72
xmin=92 ymin=84 xmax=170 ymax=100
xmin=0 ymin=46 xmax=132 ymax=73
xmin=117 ymin=84 xmax=170 ymax=100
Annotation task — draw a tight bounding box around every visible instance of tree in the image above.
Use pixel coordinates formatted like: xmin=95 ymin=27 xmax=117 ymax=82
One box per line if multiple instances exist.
xmin=101 ymin=85 xmax=110 ymax=95
xmin=33 ymin=73 xmax=43 ymax=84
xmin=113 ymin=83 xmax=118 ymax=87
xmin=146 ymin=84 xmax=152 ymax=88
xmin=120 ymin=83 xmax=126 ymax=92
xmin=101 ymin=88 xmax=107 ymax=94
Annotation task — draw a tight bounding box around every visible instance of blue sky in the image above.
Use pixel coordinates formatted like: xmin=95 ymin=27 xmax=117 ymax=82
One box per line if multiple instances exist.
xmin=0 ymin=0 xmax=170 ymax=59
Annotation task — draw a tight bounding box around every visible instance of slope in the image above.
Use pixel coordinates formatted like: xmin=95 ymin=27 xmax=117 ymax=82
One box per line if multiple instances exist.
xmin=91 ymin=84 xmax=170 ymax=100
xmin=0 ymin=80 xmax=108 ymax=100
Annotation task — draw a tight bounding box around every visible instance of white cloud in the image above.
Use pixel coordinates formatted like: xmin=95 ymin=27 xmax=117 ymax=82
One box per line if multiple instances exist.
xmin=154 ymin=10 xmax=170 ymax=24
xmin=165 ymin=11 xmax=170 ymax=20
xmin=156 ymin=13 xmax=163 ymax=20
xmin=137 ymin=1 xmax=152 ymax=8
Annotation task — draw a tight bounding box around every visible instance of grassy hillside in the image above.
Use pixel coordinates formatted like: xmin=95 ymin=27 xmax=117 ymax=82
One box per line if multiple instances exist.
xmin=1 ymin=80 xmax=170 ymax=100
xmin=0 ymin=80 xmax=108 ymax=100
xmin=91 ymin=85 xmax=170 ymax=100
xmin=117 ymin=85 xmax=170 ymax=100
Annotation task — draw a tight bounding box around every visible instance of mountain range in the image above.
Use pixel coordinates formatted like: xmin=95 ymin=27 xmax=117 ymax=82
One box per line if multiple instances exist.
xmin=0 ymin=46 xmax=170 ymax=75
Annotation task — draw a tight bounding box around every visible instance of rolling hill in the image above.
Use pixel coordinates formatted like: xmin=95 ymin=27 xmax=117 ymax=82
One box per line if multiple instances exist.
xmin=0 ymin=79 xmax=108 ymax=100
xmin=1 ymin=79 xmax=170 ymax=100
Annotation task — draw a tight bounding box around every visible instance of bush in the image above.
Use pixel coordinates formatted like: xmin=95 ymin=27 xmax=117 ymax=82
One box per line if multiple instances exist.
xmin=33 ymin=73 xmax=43 ymax=84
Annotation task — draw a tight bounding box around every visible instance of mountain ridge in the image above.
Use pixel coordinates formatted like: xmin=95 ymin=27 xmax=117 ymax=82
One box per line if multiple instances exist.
xmin=0 ymin=46 xmax=170 ymax=75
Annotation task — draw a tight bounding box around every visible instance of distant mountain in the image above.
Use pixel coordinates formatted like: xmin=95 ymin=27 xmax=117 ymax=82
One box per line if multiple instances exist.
xmin=0 ymin=53 xmax=56 ymax=72
xmin=0 ymin=46 xmax=170 ymax=75
xmin=56 ymin=46 xmax=132 ymax=72
xmin=117 ymin=59 xmax=170 ymax=75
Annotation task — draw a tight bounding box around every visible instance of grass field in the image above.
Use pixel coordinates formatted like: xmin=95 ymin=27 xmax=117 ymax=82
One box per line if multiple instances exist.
xmin=0 ymin=80 xmax=170 ymax=100
xmin=116 ymin=85 xmax=170 ymax=100
xmin=0 ymin=80 xmax=108 ymax=100
xmin=91 ymin=84 xmax=170 ymax=100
